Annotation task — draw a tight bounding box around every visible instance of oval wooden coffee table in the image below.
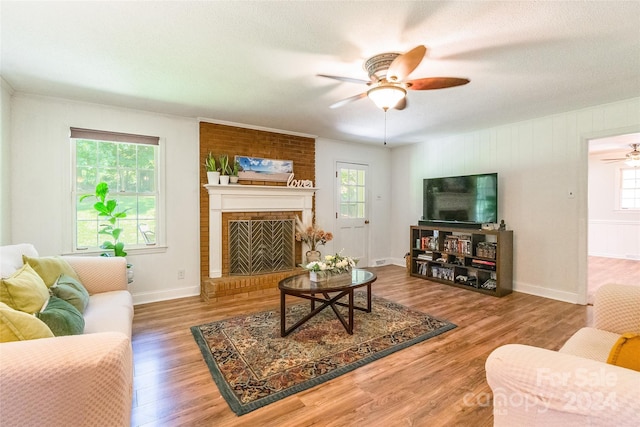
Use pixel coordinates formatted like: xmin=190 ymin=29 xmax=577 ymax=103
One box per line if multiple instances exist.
xmin=278 ymin=268 xmax=377 ymax=337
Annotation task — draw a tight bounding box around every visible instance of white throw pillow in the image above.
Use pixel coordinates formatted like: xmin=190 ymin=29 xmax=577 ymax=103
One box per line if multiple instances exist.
xmin=0 ymin=243 xmax=39 ymax=278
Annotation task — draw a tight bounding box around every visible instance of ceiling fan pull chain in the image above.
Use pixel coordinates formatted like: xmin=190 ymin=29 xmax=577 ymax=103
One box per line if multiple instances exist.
xmin=384 ymin=110 xmax=387 ymax=146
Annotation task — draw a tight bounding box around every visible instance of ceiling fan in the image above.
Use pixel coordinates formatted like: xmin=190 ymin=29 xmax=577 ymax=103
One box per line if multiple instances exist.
xmin=601 ymin=144 xmax=640 ymax=167
xmin=318 ymin=45 xmax=470 ymax=111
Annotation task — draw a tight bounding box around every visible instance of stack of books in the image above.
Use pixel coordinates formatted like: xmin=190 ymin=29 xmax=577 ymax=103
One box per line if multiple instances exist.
xmin=415 ymin=260 xmax=429 ymax=275
xmin=420 ymin=236 xmax=438 ymax=250
xmin=443 ymin=234 xmax=472 ymax=254
xmin=417 ymin=251 xmax=433 ymax=261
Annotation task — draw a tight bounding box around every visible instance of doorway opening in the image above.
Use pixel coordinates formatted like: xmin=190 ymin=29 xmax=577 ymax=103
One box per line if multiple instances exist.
xmin=587 ymin=132 xmax=640 ymax=303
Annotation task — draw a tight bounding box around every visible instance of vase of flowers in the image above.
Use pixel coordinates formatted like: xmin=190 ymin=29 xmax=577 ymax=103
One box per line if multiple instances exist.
xmin=303 ymin=253 xmax=358 ymax=282
xmin=295 ymin=216 xmax=333 ymax=263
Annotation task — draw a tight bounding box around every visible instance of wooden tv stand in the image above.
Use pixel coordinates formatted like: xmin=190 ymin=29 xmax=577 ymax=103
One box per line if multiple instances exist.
xmin=409 ymin=225 xmax=513 ymax=297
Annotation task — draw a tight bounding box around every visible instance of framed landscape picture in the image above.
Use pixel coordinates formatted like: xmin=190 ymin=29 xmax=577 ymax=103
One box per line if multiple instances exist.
xmin=235 ymin=156 xmax=293 ymax=182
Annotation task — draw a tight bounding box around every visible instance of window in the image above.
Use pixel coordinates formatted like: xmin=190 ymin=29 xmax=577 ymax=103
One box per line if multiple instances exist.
xmin=71 ymin=128 xmax=161 ymax=252
xmin=620 ymin=167 xmax=640 ymax=209
xmin=338 ymin=165 xmax=366 ymax=218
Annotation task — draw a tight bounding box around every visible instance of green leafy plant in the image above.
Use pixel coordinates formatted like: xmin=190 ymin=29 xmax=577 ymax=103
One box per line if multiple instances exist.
xmin=231 ymin=160 xmax=243 ymax=176
xmin=204 ymin=152 xmax=218 ymax=172
xmin=219 ymin=154 xmax=230 ymax=175
xmin=80 ymin=182 xmax=129 ymax=257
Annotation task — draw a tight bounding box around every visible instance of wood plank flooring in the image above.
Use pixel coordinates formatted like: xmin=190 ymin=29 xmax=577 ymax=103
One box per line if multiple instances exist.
xmin=588 ymin=256 xmax=640 ymax=303
xmin=131 ymin=266 xmax=589 ymax=427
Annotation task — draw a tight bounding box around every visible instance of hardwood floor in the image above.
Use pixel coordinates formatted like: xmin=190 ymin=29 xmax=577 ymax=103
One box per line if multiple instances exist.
xmin=131 ymin=266 xmax=588 ymax=427
xmin=588 ymin=256 xmax=640 ymax=303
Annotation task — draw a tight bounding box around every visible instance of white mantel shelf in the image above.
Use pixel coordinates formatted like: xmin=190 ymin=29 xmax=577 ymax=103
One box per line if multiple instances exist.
xmin=204 ymin=183 xmax=316 ymax=278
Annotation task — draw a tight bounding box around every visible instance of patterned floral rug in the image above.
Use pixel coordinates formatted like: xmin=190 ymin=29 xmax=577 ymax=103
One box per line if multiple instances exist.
xmin=191 ymin=292 xmax=456 ymax=415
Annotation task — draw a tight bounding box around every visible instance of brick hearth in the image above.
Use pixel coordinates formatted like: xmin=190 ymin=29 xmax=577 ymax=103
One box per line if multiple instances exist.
xmin=200 ymin=211 xmax=304 ymax=302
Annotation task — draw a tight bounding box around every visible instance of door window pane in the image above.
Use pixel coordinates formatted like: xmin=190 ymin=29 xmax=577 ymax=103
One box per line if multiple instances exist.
xmin=339 ymin=167 xmax=366 ymax=219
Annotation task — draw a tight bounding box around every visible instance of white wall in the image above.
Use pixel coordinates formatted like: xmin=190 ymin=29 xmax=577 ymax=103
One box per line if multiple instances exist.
xmin=588 ymin=151 xmax=640 ymax=259
xmin=390 ymin=97 xmax=640 ymax=304
xmin=0 ymin=79 xmax=13 ymax=245
xmin=10 ymin=94 xmax=201 ymax=304
xmin=315 ymin=138 xmax=391 ymax=266
xmin=8 ymin=92 xmax=639 ymax=305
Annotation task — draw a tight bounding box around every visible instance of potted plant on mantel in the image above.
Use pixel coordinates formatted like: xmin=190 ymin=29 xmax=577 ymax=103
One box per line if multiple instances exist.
xmin=81 ymin=182 xmax=134 ymax=283
xmin=204 ymin=152 xmax=219 ymax=185
xmin=230 ymin=159 xmax=243 ymax=184
xmin=219 ymin=154 xmax=231 ymax=185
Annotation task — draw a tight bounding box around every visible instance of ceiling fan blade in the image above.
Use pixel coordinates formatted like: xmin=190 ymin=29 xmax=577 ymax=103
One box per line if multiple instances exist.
xmin=601 ymin=158 xmax=625 ymax=162
xmin=329 ymin=92 xmax=367 ymax=109
xmin=386 ymin=45 xmax=426 ymax=82
xmin=394 ymin=97 xmax=407 ymax=110
xmin=407 ymin=77 xmax=470 ymax=90
xmin=317 ymin=74 xmax=371 ymax=85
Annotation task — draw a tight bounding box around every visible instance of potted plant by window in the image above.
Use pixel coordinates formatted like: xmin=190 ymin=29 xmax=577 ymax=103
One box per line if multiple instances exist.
xmin=81 ymin=182 xmax=134 ymax=282
xmin=219 ymin=154 xmax=231 ymax=185
xmin=204 ymin=152 xmax=219 ymax=185
xmin=230 ymin=159 xmax=243 ymax=184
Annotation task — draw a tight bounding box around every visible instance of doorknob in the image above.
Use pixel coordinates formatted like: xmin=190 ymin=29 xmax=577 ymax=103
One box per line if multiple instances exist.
xmin=364 ymin=220 xmax=370 ymax=224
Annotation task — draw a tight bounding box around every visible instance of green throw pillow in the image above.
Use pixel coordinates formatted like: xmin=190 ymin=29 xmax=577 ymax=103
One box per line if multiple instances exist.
xmin=0 ymin=264 xmax=50 ymax=314
xmin=0 ymin=301 xmax=54 ymax=342
xmin=50 ymin=274 xmax=90 ymax=314
xmin=36 ymin=296 xmax=84 ymax=336
xmin=22 ymin=255 xmax=79 ymax=288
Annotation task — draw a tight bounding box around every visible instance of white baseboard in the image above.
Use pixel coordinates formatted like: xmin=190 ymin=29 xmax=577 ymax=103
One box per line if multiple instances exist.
xmin=512 ymin=281 xmax=583 ymax=305
xmin=389 ymin=257 xmax=405 ymax=267
xmin=132 ymin=285 xmax=200 ymax=305
xmin=589 ymin=252 xmax=640 ymax=260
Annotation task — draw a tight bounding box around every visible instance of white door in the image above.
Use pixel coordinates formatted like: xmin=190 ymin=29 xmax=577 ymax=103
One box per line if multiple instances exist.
xmin=335 ymin=162 xmax=369 ymax=267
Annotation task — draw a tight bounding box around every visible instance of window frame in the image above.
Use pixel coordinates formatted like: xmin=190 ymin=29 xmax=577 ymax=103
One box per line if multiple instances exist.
xmin=616 ymin=167 xmax=640 ymax=211
xmin=338 ymin=165 xmax=367 ymax=219
xmin=69 ymin=130 xmax=167 ymax=255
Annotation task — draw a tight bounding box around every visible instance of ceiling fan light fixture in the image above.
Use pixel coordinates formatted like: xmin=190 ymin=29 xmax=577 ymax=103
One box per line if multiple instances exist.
xmin=625 ymin=156 xmax=640 ymax=167
xmin=367 ymin=85 xmax=406 ymax=110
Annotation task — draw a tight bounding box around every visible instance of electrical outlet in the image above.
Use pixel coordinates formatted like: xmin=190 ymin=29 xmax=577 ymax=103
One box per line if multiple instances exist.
xmin=177 ymin=269 xmax=185 ymax=279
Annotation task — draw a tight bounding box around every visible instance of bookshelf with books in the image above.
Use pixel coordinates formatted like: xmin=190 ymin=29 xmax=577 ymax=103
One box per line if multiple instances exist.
xmin=409 ymin=225 xmax=513 ymax=297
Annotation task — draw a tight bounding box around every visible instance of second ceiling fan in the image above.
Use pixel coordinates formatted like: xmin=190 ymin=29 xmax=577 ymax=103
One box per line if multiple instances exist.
xmin=601 ymin=143 xmax=640 ymax=167
xmin=319 ymin=45 xmax=470 ymax=111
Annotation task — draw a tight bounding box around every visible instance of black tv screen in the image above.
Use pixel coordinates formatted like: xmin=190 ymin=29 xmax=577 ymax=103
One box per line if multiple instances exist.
xmin=423 ymin=173 xmax=498 ymax=225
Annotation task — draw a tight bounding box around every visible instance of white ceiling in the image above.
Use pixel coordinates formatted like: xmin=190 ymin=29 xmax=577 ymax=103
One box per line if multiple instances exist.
xmin=590 ymin=132 xmax=639 ymax=155
xmin=2 ymin=1 xmax=639 ymax=146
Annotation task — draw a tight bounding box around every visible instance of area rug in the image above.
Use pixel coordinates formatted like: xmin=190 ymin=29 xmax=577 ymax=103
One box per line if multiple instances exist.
xmin=191 ymin=292 xmax=456 ymax=415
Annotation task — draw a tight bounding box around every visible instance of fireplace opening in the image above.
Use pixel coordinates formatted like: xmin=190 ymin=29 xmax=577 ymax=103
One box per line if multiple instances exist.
xmin=228 ymin=219 xmax=295 ymax=275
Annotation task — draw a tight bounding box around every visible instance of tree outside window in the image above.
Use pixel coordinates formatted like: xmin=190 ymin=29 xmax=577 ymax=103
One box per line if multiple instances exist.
xmin=73 ymin=133 xmax=159 ymax=251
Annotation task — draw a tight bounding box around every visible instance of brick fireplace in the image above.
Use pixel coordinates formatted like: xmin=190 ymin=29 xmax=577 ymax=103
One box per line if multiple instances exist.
xmin=201 ymin=184 xmax=315 ymax=302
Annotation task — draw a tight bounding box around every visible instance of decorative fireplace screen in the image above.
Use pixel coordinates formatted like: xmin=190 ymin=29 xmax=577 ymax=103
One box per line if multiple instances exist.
xmin=228 ymin=219 xmax=295 ymax=275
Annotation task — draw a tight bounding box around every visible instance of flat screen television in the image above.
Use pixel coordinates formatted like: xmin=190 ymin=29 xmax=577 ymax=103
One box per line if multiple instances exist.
xmin=421 ymin=173 xmax=498 ymax=228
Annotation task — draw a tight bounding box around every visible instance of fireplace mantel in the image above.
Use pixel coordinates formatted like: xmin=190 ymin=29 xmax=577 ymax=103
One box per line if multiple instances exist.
xmin=204 ymin=184 xmax=316 ymax=278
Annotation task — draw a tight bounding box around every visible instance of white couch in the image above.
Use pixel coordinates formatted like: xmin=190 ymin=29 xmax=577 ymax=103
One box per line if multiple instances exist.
xmin=0 ymin=244 xmax=134 ymax=427
xmin=486 ymin=283 xmax=640 ymax=426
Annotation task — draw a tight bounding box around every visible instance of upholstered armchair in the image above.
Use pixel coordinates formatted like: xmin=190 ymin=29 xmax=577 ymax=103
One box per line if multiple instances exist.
xmin=486 ymin=283 xmax=640 ymax=426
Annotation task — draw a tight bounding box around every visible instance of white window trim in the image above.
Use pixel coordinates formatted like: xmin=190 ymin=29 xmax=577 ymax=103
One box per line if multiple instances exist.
xmin=615 ymin=166 xmax=640 ymax=212
xmin=65 ymin=134 xmax=168 ymax=255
